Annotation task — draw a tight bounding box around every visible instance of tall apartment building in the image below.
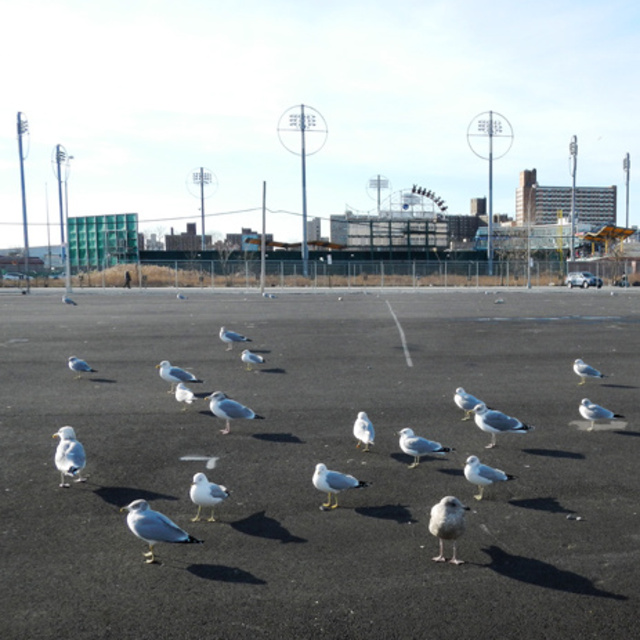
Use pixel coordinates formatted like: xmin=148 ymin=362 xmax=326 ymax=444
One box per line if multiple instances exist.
xmin=516 ymin=169 xmax=617 ymax=228
xmin=306 ymin=217 xmax=322 ymax=242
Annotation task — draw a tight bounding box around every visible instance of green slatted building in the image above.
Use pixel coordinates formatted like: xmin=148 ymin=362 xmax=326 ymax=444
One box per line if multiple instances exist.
xmin=68 ymin=214 xmax=139 ymax=270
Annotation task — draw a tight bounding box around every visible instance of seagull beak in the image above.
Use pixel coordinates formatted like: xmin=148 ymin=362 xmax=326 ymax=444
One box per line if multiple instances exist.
xmin=155 ymin=364 xmax=161 ymax=369
xmin=119 ymin=507 xmax=127 ymax=513
xmin=52 ymin=434 xmax=59 ymax=439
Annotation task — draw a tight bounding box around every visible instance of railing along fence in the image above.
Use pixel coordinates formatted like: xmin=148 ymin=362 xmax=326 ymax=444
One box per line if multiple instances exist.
xmin=4 ymin=258 xmax=632 ymax=289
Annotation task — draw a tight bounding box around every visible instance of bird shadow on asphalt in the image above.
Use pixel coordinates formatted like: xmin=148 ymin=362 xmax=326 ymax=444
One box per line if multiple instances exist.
xmin=354 ymin=504 xmax=417 ymax=524
xmin=482 ymin=545 xmax=627 ymax=600
xmin=508 ymin=496 xmax=574 ymax=514
xmin=229 ymin=510 xmax=307 ymax=544
xmin=613 ymin=430 xmax=640 ymax=437
xmin=186 ymin=564 xmax=267 ymax=584
xmin=255 ymin=368 xmax=286 ymax=374
xmin=438 ymin=468 xmax=465 ymax=478
xmin=522 ymin=448 xmax=585 ymax=459
xmin=389 ymin=453 xmax=447 ymax=467
xmin=87 ymin=377 xmax=117 ymax=384
xmin=600 ymin=383 xmax=637 ymax=389
xmin=92 ymin=485 xmax=179 ymax=506
xmin=252 ymin=433 xmax=304 ymax=443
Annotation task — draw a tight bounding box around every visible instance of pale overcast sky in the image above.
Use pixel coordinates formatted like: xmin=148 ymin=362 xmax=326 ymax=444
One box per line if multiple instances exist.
xmin=1 ymin=0 xmax=639 ymax=249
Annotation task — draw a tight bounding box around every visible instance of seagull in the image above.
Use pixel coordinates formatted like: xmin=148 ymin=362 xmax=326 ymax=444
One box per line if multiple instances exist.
xmin=175 ymin=383 xmax=195 ymax=409
xmin=464 ymin=455 xmax=515 ymax=500
xmin=454 ymin=388 xmax=484 ymax=421
xmin=53 ymin=426 xmax=87 ymax=488
xmin=62 ymin=294 xmax=77 ymax=306
xmin=176 ymin=291 xmax=187 ymax=300
xmin=262 ymin=292 xmax=276 ymax=299
xmin=579 ymin=398 xmax=624 ymax=431
xmin=219 ymin=326 xmax=251 ymax=351
xmin=353 ymin=411 xmax=375 ymax=452
xmin=241 ymin=349 xmax=265 ymax=371
xmin=120 ymin=499 xmax=203 ymax=564
xmin=472 ymin=403 xmax=534 ymax=448
xmin=190 ymin=473 xmax=230 ymax=522
xmin=156 ymin=360 xmax=203 ymax=393
xmin=429 ymin=496 xmax=469 ymax=565
xmin=573 ymin=359 xmax=605 ymax=386
xmin=205 ymin=391 xmax=264 ymax=434
xmin=398 ymin=428 xmax=451 ymax=468
xmin=312 ymin=463 xmax=370 ymax=510
xmin=68 ymin=356 xmax=96 ymax=379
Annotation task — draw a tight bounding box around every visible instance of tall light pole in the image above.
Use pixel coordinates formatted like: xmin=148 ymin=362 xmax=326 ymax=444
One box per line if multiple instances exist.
xmin=623 ymin=152 xmax=630 ymax=229
xmin=187 ymin=168 xmax=217 ymax=251
xmin=569 ymin=136 xmax=578 ymax=263
xmin=52 ymin=145 xmax=72 ymax=292
xmin=368 ymin=175 xmax=390 ymax=216
xmin=17 ymin=112 xmax=30 ymax=292
xmin=467 ymin=111 xmax=514 ymax=275
xmin=278 ymin=104 xmax=328 ymax=278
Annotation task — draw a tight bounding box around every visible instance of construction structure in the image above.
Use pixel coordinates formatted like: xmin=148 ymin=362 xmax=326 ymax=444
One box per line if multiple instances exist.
xmin=67 ymin=213 xmax=139 ymax=270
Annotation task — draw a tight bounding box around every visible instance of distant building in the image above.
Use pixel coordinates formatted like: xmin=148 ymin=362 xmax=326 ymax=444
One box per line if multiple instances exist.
xmin=165 ymin=223 xmax=212 ymax=251
xmin=306 ymin=217 xmax=322 ymax=242
xmin=68 ymin=213 xmax=139 ymax=269
xmin=225 ymin=228 xmax=274 ymax=252
xmin=516 ymin=169 xmax=617 ymax=228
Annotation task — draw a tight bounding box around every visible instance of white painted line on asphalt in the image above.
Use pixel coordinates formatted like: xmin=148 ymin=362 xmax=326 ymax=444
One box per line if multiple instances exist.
xmin=386 ymin=300 xmax=413 ymax=367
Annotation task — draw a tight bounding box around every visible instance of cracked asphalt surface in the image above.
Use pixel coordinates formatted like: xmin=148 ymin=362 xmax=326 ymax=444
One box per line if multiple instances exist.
xmin=1 ymin=286 xmax=639 ymax=639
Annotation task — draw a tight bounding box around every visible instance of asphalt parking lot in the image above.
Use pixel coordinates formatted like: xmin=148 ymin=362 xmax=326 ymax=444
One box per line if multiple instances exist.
xmin=1 ymin=286 xmax=639 ymax=639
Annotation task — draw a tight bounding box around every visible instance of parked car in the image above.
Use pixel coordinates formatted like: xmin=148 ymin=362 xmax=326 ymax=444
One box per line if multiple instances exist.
xmin=565 ymin=271 xmax=603 ymax=289
xmin=2 ymin=272 xmax=32 ymax=281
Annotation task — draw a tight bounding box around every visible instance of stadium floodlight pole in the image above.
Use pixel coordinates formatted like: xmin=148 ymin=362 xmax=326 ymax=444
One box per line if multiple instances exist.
xmin=569 ymin=136 xmax=578 ymax=263
xmin=187 ymin=167 xmax=217 ymax=251
xmin=277 ymin=104 xmax=328 ymax=278
xmin=368 ymin=175 xmax=390 ymax=216
xmin=17 ymin=112 xmax=30 ymax=292
xmin=623 ymin=152 xmax=630 ymax=229
xmin=63 ymin=154 xmax=73 ymax=293
xmin=467 ymin=111 xmax=513 ymax=276
xmin=53 ymin=145 xmax=67 ymax=253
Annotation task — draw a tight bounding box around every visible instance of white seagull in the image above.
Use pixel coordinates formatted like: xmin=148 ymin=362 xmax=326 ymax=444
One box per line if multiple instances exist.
xmin=68 ymin=356 xmax=96 ymax=378
xmin=579 ymin=398 xmax=624 ymax=431
xmin=205 ymin=391 xmax=264 ymax=434
xmin=120 ymin=499 xmax=203 ymax=564
xmin=312 ymin=463 xmax=370 ymax=510
xmin=398 ymin=427 xmax=451 ymax=468
xmin=156 ymin=360 xmax=203 ymax=393
xmin=353 ymin=411 xmax=375 ymax=452
xmin=62 ymin=294 xmax=77 ymax=306
xmin=429 ymin=496 xmax=470 ymax=565
xmin=219 ymin=326 xmax=252 ymax=351
xmin=190 ymin=472 xmax=230 ymax=522
xmin=241 ymin=349 xmax=265 ymax=371
xmin=573 ymin=359 xmax=605 ymax=386
xmin=175 ymin=382 xmax=195 ymax=409
xmin=464 ymin=455 xmax=515 ymax=500
xmin=53 ymin=426 xmax=87 ymax=488
xmin=472 ymin=403 xmax=534 ymax=449
xmin=454 ymin=388 xmax=484 ymax=421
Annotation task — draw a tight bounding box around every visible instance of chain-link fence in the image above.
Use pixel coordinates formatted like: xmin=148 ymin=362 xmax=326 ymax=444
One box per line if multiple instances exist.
xmin=4 ymin=258 xmax=632 ymax=289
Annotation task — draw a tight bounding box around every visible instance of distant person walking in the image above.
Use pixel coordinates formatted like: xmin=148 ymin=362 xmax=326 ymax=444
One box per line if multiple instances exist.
xmin=124 ymin=271 xmax=132 ymax=289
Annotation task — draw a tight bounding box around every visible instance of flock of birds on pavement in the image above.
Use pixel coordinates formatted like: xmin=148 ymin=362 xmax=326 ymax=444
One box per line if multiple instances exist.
xmin=56 ymin=296 xmax=626 ymax=565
